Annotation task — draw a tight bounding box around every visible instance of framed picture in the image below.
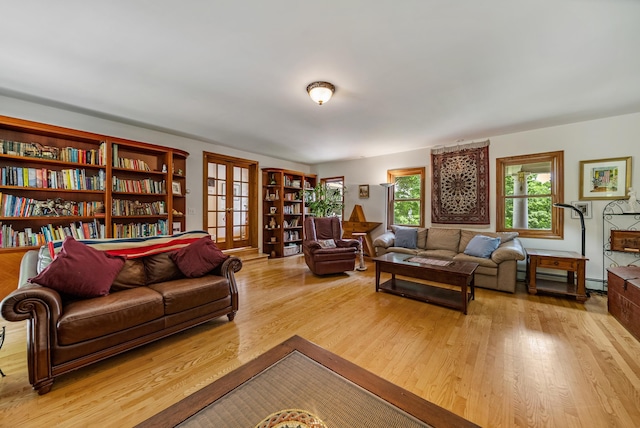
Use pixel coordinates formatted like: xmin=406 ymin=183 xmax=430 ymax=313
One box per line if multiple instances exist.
xmin=570 ymin=201 xmax=592 ymax=219
xmin=359 ymin=184 xmax=369 ymax=199
xmin=172 ymin=181 xmax=182 ymax=195
xmin=579 ymin=157 xmax=632 ymax=200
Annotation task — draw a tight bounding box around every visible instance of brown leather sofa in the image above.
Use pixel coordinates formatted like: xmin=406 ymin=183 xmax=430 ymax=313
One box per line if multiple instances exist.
xmin=0 ymin=235 xmax=242 ymax=395
xmin=303 ymin=217 xmax=359 ymax=275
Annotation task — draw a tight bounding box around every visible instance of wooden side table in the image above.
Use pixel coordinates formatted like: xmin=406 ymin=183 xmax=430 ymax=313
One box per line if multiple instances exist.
xmin=526 ymin=249 xmax=589 ymax=302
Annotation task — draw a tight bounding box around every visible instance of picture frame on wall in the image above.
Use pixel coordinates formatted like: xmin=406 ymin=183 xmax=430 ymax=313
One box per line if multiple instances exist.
xmin=570 ymin=201 xmax=592 ymax=219
xmin=579 ymin=157 xmax=632 ymax=200
xmin=359 ymin=184 xmax=369 ymax=199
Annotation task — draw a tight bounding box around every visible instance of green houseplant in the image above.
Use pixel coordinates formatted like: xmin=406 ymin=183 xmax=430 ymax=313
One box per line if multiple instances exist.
xmin=302 ymin=183 xmax=345 ymax=217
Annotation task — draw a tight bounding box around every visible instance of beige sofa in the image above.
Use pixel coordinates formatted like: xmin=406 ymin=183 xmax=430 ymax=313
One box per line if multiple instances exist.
xmin=373 ymin=227 xmax=526 ymax=293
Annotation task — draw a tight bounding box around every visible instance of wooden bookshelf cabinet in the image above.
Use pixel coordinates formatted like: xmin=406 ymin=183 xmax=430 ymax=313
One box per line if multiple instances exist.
xmin=0 ymin=115 xmax=188 ymax=252
xmin=262 ymin=168 xmax=316 ymax=258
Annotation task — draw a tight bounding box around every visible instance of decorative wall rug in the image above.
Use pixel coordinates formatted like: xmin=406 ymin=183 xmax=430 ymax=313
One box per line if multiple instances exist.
xmin=255 ymin=408 xmax=327 ymax=428
xmin=431 ymin=140 xmax=490 ymax=224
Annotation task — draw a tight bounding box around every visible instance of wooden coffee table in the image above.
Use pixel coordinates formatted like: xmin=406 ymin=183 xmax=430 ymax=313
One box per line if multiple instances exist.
xmin=374 ymin=253 xmax=478 ymax=314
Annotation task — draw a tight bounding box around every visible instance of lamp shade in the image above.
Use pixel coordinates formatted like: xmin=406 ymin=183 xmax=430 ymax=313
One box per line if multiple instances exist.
xmin=307 ymin=81 xmax=335 ymax=105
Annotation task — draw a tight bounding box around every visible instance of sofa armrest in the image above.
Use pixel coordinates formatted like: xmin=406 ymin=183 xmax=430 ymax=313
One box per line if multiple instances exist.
xmin=373 ymin=231 xmax=395 ymax=249
xmin=491 ymin=238 xmax=526 ymax=264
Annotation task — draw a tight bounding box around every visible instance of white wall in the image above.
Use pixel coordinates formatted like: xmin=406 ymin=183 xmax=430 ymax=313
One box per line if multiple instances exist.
xmin=0 ymin=95 xmax=311 ymax=235
xmin=313 ymin=112 xmax=640 ymax=288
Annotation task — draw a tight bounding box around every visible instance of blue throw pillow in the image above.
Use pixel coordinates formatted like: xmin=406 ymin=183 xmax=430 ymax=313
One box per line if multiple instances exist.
xmin=464 ymin=235 xmax=501 ymax=258
xmin=395 ymin=226 xmax=418 ymax=249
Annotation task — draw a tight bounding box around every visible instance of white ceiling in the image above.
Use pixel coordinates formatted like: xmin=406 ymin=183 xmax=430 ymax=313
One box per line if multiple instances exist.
xmin=2 ymin=1 xmax=639 ymax=164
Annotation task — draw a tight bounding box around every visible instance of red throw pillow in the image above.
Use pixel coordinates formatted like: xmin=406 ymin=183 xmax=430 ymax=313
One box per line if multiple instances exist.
xmin=169 ymin=236 xmax=228 ymax=278
xmin=29 ymin=236 xmax=126 ymax=298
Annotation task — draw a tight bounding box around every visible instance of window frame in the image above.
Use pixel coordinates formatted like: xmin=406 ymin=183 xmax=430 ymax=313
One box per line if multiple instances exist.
xmin=387 ymin=167 xmax=426 ymax=228
xmin=496 ymin=151 xmax=564 ymax=239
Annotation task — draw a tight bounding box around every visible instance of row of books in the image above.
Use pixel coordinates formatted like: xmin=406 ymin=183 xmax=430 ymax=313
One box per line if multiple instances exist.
xmin=112 ymin=199 xmax=166 ymax=216
xmin=112 ymin=176 xmax=166 ymax=194
xmin=0 ymin=139 xmax=106 ymax=165
xmin=283 ymin=204 xmax=301 ymax=214
xmin=0 ymin=219 xmax=105 ymax=248
xmin=1 ymin=166 xmax=106 ymax=191
xmin=112 ymin=219 xmax=169 ymax=238
xmin=0 ymin=193 xmax=103 ymax=217
xmin=112 ymin=144 xmax=151 ymax=171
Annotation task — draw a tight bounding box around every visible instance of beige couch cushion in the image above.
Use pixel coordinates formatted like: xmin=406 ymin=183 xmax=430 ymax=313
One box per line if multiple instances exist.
xmin=426 ymin=228 xmax=460 ymax=252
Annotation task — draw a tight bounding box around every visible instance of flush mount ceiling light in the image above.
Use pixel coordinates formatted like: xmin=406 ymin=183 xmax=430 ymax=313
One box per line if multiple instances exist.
xmin=306 ymin=81 xmax=335 ymax=105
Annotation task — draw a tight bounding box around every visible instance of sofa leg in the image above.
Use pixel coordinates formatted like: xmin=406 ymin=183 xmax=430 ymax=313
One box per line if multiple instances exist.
xmin=35 ymin=379 xmax=54 ymax=395
xmin=227 ymin=311 xmax=236 ymax=321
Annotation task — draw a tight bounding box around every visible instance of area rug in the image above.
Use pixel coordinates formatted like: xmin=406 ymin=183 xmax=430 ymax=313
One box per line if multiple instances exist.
xmin=136 ymin=335 xmax=478 ymax=428
xmin=431 ymin=140 xmax=490 ymax=225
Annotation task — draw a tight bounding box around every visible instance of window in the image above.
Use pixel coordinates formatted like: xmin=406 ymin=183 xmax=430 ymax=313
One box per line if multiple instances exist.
xmin=496 ymin=151 xmax=564 ymax=239
xmin=387 ymin=168 xmax=426 ymax=227
xmin=320 ymin=176 xmax=345 ymax=219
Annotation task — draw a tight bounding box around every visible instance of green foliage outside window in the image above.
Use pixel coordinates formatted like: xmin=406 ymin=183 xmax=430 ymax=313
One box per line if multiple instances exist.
xmin=504 ymin=174 xmax=552 ymax=230
xmin=393 ymin=174 xmax=421 ymax=226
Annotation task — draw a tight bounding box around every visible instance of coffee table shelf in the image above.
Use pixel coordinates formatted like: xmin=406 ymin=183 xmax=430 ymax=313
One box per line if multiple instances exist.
xmin=378 ymin=278 xmax=473 ymax=312
xmin=374 ymin=253 xmax=478 ymax=314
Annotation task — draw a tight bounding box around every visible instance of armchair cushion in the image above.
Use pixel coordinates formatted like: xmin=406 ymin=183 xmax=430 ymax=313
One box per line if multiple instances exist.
xmin=317 ymin=239 xmax=337 ymax=248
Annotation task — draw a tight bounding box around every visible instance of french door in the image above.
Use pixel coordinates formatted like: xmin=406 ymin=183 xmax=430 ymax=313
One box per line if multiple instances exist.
xmin=204 ymin=152 xmax=258 ymax=250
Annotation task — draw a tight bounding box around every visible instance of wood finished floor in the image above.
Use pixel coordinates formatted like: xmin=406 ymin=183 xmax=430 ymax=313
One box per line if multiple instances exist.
xmin=1 ymin=255 xmax=639 ymax=427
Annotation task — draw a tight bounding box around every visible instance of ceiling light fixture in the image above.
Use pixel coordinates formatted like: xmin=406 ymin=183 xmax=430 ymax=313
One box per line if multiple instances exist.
xmin=306 ymin=81 xmax=335 ymax=105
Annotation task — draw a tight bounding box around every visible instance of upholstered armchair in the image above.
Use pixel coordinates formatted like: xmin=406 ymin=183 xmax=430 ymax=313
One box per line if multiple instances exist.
xmin=303 ymin=217 xmax=359 ymax=275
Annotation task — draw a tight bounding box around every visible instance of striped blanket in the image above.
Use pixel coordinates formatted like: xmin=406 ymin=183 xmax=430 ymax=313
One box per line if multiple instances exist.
xmin=48 ymin=230 xmax=210 ymax=259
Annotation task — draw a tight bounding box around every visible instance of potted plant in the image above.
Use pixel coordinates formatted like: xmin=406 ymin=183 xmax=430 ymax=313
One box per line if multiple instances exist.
xmin=302 ymin=183 xmax=345 ymax=217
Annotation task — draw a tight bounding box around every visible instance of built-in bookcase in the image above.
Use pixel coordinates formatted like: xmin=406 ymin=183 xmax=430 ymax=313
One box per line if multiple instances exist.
xmin=0 ymin=115 xmax=188 ymax=251
xmin=262 ymin=168 xmax=316 ymax=258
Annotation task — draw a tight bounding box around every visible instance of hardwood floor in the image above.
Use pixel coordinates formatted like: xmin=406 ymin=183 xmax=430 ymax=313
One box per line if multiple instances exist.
xmin=1 ymin=255 xmax=639 ymax=427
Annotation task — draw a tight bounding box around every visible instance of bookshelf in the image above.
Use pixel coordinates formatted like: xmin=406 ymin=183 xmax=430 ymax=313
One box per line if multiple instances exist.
xmin=0 ymin=115 xmax=188 ymax=252
xmin=262 ymin=168 xmax=316 ymax=258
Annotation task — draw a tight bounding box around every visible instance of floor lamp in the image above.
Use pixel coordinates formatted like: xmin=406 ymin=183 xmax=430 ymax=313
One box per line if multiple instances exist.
xmin=553 ymin=202 xmax=585 ymax=256
xmin=380 ymin=182 xmax=395 ymax=231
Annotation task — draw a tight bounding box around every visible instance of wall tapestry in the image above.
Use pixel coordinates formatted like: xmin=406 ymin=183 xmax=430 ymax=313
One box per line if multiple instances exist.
xmin=431 ymin=140 xmax=490 ymax=224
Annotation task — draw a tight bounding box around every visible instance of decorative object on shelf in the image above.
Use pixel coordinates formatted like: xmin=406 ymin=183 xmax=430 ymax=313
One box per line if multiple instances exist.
xmin=270 ymin=206 xmax=277 ymax=214
xmin=359 ymin=184 xmax=369 ymax=199
xmin=579 ymin=156 xmax=632 ymax=200
xmin=269 ymin=217 xmax=277 ymax=229
xmin=269 ymin=173 xmax=277 ymax=185
xmin=431 ymin=140 xmax=490 ymax=225
xmin=172 ymin=181 xmax=182 ymax=195
xmin=162 ymin=164 xmax=167 ymax=173
xmin=379 ymin=182 xmax=395 ymax=231
xmin=554 ymin=203 xmax=586 ymax=256
xmin=306 ymin=81 xmax=335 ymax=105
xmin=627 ymin=188 xmax=637 ymax=213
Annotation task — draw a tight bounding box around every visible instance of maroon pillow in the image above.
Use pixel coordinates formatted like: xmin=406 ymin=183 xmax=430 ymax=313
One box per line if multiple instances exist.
xmin=169 ymin=236 xmax=228 ymax=278
xmin=29 ymin=237 xmax=126 ymax=298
